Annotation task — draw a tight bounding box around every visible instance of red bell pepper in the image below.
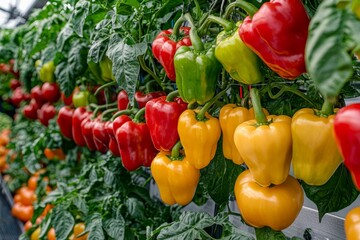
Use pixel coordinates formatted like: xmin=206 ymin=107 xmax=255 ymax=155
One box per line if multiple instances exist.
xmin=37 ymin=103 xmax=56 ymax=126
xmin=72 ymin=107 xmax=90 ymax=147
xmin=145 ymin=92 xmax=187 ymax=151
xmin=334 ymin=103 xmax=360 ymax=189
xmin=57 ymin=106 xmax=74 ymax=140
xmin=105 ymin=121 xmax=120 ymax=157
xmin=23 ymin=99 xmax=40 ymax=120
xmin=115 ymin=109 xmax=158 ymax=171
xmin=93 ymin=119 xmax=110 ymax=154
xmin=81 ymin=115 xmax=97 ymax=151
xmin=41 ymin=82 xmax=61 ymax=103
xmin=239 ymin=0 xmax=309 ymax=79
xmin=117 ymin=90 xmax=129 ymax=110
xmin=31 ymin=86 xmax=46 ymax=106
xmin=10 ymin=79 xmax=21 ymax=90
xmin=135 ymin=91 xmax=166 ymax=109
xmin=152 ymin=20 xmax=191 ymax=81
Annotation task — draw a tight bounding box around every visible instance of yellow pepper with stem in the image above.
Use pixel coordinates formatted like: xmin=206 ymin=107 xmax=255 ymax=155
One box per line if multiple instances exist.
xmin=291 ymin=102 xmax=342 ymax=186
xmin=233 ymin=88 xmax=292 ymax=187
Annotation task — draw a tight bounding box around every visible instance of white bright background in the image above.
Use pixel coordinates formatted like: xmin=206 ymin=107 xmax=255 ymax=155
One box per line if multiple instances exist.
xmin=0 ymin=0 xmax=36 ymax=28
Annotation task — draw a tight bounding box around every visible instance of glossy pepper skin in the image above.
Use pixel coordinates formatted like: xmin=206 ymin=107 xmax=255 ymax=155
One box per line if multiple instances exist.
xmin=334 ymin=104 xmax=360 ymax=189
xmin=152 ymin=27 xmax=191 ymax=81
xmin=239 ymin=0 xmax=309 ymax=79
xmin=72 ymin=107 xmax=90 ymax=147
xmin=151 ymin=151 xmax=200 ymax=205
xmin=234 ymin=170 xmax=304 ymax=231
xmin=145 ymin=96 xmax=187 ymax=151
xmin=234 ymin=115 xmax=292 ymax=187
xmin=135 ymin=91 xmax=166 ymax=109
xmin=292 ymin=108 xmax=342 ymax=186
xmin=105 ymin=121 xmax=120 ymax=157
xmin=93 ymin=119 xmax=110 ymax=154
xmin=38 ymin=61 xmax=55 ymax=82
xmin=345 ymin=206 xmax=360 ymax=240
xmin=99 ymin=56 xmax=115 ymax=82
xmin=174 ymin=46 xmax=221 ymax=105
xmin=57 ymin=106 xmax=74 ymax=140
xmin=178 ymin=110 xmax=221 ymax=169
xmin=81 ymin=115 xmax=97 ymax=151
xmin=215 ymin=23 xmax=263 ymax=84
xmin=219 ymin=104 xmax=269 ymax=164
xmin=116 ymin=120 xmax=158 ymax=171
xmin=117 ymin=90 xmax=129 ymax=110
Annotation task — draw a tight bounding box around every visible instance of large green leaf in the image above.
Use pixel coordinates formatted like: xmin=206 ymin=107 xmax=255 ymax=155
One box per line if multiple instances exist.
xmin=302 ymin=164 xmax=359 ymax=221
xmin=70 ymin=0 xmax=91 ymax=37
xmin=103 ymin=217 xmax=125 ymax=240
xmin=51 ymin=207 xmax=75 ymax=240
xmin=305 ymin=0 xmax=360 ymax=101
xmin=201 ymin=138 xmax=245 ymax=205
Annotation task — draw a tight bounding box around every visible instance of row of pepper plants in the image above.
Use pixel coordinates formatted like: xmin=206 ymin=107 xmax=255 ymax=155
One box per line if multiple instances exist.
xmin=0 ymin=0 xmax=360 ymax=239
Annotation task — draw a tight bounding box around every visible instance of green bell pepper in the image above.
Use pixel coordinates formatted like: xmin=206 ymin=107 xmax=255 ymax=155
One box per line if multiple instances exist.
xmin=215 ymin=21 xmax=263 ymax=85
xmin=99 ymin=56 xmax=115 ymax=82
xmin=174 ymin=17 xmax=221 ymax=105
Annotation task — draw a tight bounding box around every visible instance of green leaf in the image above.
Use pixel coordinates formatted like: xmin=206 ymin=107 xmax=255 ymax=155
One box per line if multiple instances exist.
xmin=255 ymin=227 xmax=287 ymax=240
xmin=103 ymin=217 xmax=125 ymax=240
xmin=156 ymin=212 xmax=215 ymax=240
xmin=70 ymin=0 xmax=91 ymax=37
xmin=23 ymin=151 xmax=41 ymax=174
xmin=106 ymin=34 xmax=147 ymax=101
xmin=104 ymin=167 xmax=115 ymax=187
xmin=305 ymin=0 xmax=360 ymax=100
xmin=55 ymin=40 xmax=89 ymax=96
xmin=121 ymin=0 xmax=140 ymax=8
xmin=125 ymin=197 xmax=146 ymax=220
xmin=201 ymin=138 xmax=244 ymax=205
xmin=86 ymin=213 xmax=105 ymax=240
xmin=39 ymin=214 xmax=52 ymax=238
xmin=57 ymin=23 xmax=74 ymax=51
xmin=51 ymin=207 xmax=75 ymax=240
xmin=302 ymin=164 xmax=359 ymax=221
xmin=73 ymin=195 xmax=89 ymax=215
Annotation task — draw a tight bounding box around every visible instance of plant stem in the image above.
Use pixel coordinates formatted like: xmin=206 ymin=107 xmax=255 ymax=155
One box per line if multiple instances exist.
xmin=138 ymin=55 xmax=162 ymax=87
xmin=320 ymin=98 xmax=334 ymax=116
xmin=171 ymin=141 xmax=182 ymax=159
xmin=197 ymin=87 xmax=229 ymax=121
xmin=172 ymin=15 xmax=185 ymax=39
xmin=223 ymin=0 xmax=258 ymax=19
xmin=250 ymin=88 xmax=268 ymax=125
xmin=199 ymin=15 xmax=235 ymax=34
xmin=101 ymin=108 xmax=118 ymax=121
xmin=90 ymin=102 xmax=118 ymax=110
xmin=110 ymin=109 xmax=137 ymax=121
xmin=94 ymin=81 xmax=116 ymax=96
xmin=166 ymin=90 xmax=179 ymax=102
xmin=184 ymin=13 xmax=204 ymax=52
xmin=134 ymin=108 xmax=146 ymax=122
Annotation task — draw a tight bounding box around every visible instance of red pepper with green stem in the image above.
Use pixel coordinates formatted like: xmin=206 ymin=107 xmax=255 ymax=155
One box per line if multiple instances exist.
xmin=334 ymin=103 xmax=360 ymax=189
xmin=105 ymin=121 xmax=120 ymax=157
xmin=57 ymin=106 xmax=74 ymax=140
xmin=116 ymin=108 xmax=158 ymax=171
xmin=152 ymin=15 xmax=192 ymax=81
xmin=145 ymin=90 xmax=187 ymax=152
xmin=72 ymin=107 xmax=91 ymax=147
xmin=239 ymin=0 xmax=309 ymax=79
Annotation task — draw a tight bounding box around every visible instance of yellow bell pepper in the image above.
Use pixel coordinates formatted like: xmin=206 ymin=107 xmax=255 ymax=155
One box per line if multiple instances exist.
xmin=178 ymin=109 xmax=221 ymax=169
xmin=219 ymin=104 xmax=269 ymax=165
xmin=38 ymin=60 xmax=55 ymax=82
xmin=345 ymin=206 xmax=360 ymax=240
xmin=233 ymin=89 xmax=292 ymax=186
xmin=292 ymin=107 xmax=342 ymax=185
xmin=234 ymin=170 xmax=304 ymax=231
xmin=151 ymin=142 xmax=200 ymax=206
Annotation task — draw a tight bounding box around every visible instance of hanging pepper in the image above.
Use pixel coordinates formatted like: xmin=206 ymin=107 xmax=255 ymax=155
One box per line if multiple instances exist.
xmin=135 ymin=91 xmax=166 ymax=109
xmin=145 ymin=91 xmax=187 ymax=152
xmin=93 ymin=119 xmax=110 ymax=154
xmin=178 ymin=105 xmax=221 ymax=169
xmin=233 ymin=89 xmax=292 ymax=187
xmin=37 ymin=60 xmax=55 ymax=83
xmin=219 ymin=104 xmax=269 ymax=165
xmin=239 ymin=0 xmax=309 ymax=79
xmin=174 ymin=14 xmax=221 ymax=105
xmin=234 ymin=170 xmax=304 ymax=231
xmin=57 ymin=106 xmax=74 ymax=140
xmin=334 ymin=104 xmax=360 ymax=189
xmin=72 ymin=107 xmax=90 ymax=147
xmin=116 ymin=109 xmax=158 ymax=171
xmin=151 ymin=142 xmax=200 ymax=205
xmin=80 ymin=114 xmax=97 ymax=151
xmin=152 ymin=15 xmax=191 ymax=81
xmin=345 ymin=206 xmax=360 ymax=240
xmin=117 ymin=90 xmax=129 ymax=110
xmin=105 ymin=121 xmax=120 ymax=157
xmin=201 ymin=15 xmax=263 ymax=84
xmin=292 ymin=102 xmax=342 ymax=186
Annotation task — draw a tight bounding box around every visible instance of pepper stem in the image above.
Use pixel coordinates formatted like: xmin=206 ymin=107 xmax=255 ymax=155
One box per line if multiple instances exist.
xmin=101 ymin=108 xmax=118 ymax=121
xmin=172 ymin=16 xmax=185 ymax=39
xmin=197 ymin=87 xmax=229 ymax=121
xmin=166 ymin=90 xmax=180 ymax=102
xmin=250 ymin=88 xmax=268 ymax=125
xmin=223 ymin=0 xmax=258 ymax=19
xmin=110 ymin=109 xmax=137 ymax=121
xmin=134 ymin=108 xmax=146 ymax=122
xmin=171 ymin=141 xmax=182 ymax=159
xmin=94 ymin=81 xmax=116 ymax=96
xmin=184 ymin=13 xmax=204 ymax=52
xmin=320 ymin=99 xmax=334 ymax=116
xmin=199 ymin=15 xmax=235 ymax=33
